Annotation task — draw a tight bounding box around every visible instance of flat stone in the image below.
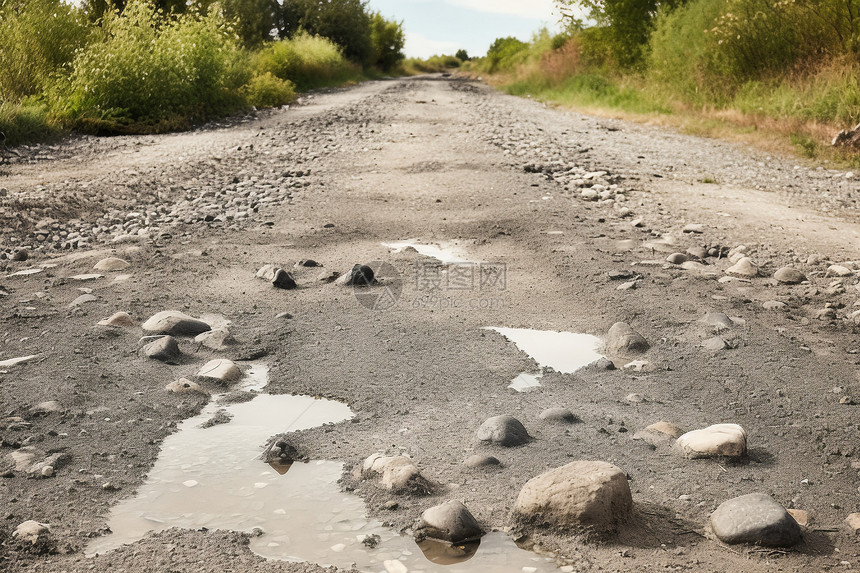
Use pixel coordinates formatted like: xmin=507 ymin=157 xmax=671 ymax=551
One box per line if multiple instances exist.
xmin=726 ymin=257 xmax=759 ymax=278
xmin=416 ymin=500 xmax=483 ymax=543
xmin=787 ymin=509 xmax=810 ymax=527
xmin=69 ymin=273 xmax=103 ymax=281
xmin=98 ymin=311 xmax=136 ymax=327
xmin=13 ymin=520 xmax=50 ymax=545
xmin=142 ymin=310 xmax=211 ymax=336
xmin=361 ymin=454 xmax=429 ymax=493
xmin=464 ymin=454 xmax=501 ymax=468
xmin=197 ymin=359 xmax=242 ymax=383
xmin=773 ymin=266 xmax=806 ymax=284
xmin=194 ymin=328 xmax=238 ymax=351
xmin=710 ymin=493 xmax=802 ymax=547
xmin=605 ymin=322 xmax=649 ymax=355
xmin=69 ymin=294 xmax=98 ymax=308
xmin=666 ymin=253 xmax=688 ymax=264
xmin=513 ymin=460 xmax=633 ymax=533
xmin=142 ymin=336 xmax=181 ymax=364
xmin=827 ymin=264 xmax=854 ymax=277
xmin=683 ymin=224 xmax=704 ymax=234
xmin=702 ymin=336 xmax=728 ymax=351
xmin=702 ymin=312 xmax=733 ymax=330
xmin=538 ymin=407 xmax=580 ymax=423
xmin=475 ymin=415 xmax=530 ymax=446
xmin=272 ymin=268 xmax=297 ymax=289
xmin=165 ymin=378 xmax=206 ymax=395
xmin=7 ymin=268 xmax=44 ymax=278
xmin=674 ymin=423 xmax=747 ymax=458
xmin=633 ymin=421 xmax=683 ymax=447
xmin=93 ymin=257 xmax=130 ymax=271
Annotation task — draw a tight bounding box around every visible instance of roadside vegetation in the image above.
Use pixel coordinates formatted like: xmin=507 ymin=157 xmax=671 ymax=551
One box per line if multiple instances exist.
xmin=465 ymin=0 xmax=860 ymax=164
xmin=0 ymin=0 xmax=405 ymax=145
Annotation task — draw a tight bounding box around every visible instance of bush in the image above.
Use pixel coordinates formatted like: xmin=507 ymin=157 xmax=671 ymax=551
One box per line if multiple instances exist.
xmin=253 ymin=32 xmax=360 ymax=91
xmin=0 ymin=0 xmax=92 ymax=103
xmin=242 ymin=72 xmax=295 ymax=108
xmin=0 ymin=102 xmax=58 ymax=147
xmin=486 ymin=37 xmax=529 ymax=73
xmin=56 ymin=1 xmax=245 ymax=131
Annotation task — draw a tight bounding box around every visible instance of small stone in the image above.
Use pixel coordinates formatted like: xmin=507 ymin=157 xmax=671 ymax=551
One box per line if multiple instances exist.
xmin=197 ymin=359 xmax=242 ymax=383
xmin=338 ymin=264 xmax=376 ymax=286
xmin=630 ymin=218 xmax=644 ymax=228
xmin=295 ymin=259 xmax=321 ymax=268
xmin=194 ymin=328 xmax=238 ymax=351
xmin=93 ymin=257 xmax=130 ymax=271
xmin=710 ymin=493 xmax=802 ymax=547
xmin=416 ymin=500 xmax=483 ymax=543
xmin=605 ymin=322 xmax=649 ymax=355
xmin=762 ymin=301 xmax=787 ymax=311
xmin=512 ymin=461 xmax=633 ymax=533
xmin=773 ymin=266 xmax=806 ymax=284
xmin=98 ymin=311 xmax=136 ymax=327
xmin=633 ymin=421 xmax=683 ymax=447
xmin=142 ymin=336 xmax=181 ymax=364
xmin=726 ymin=257 xmax=759 ymax=278
xmin=272 ymin=268 xmax=297 ymax=289
xmin=142 ymin=310 xmax=211 ymax=336
xmin=846 ymin=513 xmax=860 ymax=532
xmin=674 ymin=423 xmax=747 ymax=459
xmin=539 ymin=407 xmax=580 ymax=423
xmin=817 ymin=307 xmax=838 ymax=320
xmin=594 ymin=357 xmax=616 ymax=370
xmin=316 ymin=270 xmax=340 ymax=283
xmin=69 ymin=273 xmax=103 ymax=281
xmin=255 ymin=264 xmax=277 ymax=281
xmin=682 ymin=224 xmax=704 ymax=234
xmin=666 ymin=253 xmax=688 ymax=264
xmin=625 ymin=393 xmax=645 ymax=403
xmin=702 ymin=312 xmax=734 ymax=330
xmin=787 ymin=509 xmax=809 ymax=527
xmin=702 ymin=337 xmax=728 ymax=351
xmin=361 ymin=453 xmax=429 ymax=493
xmin=827 ymin=264 xmax=853 ymax=277
xmin=465 ymin=454 xmax=501 ymax=468
xmin=30 ymin=401 xmax=63 ymax=415
xmin=165 ymin=378 xmax=206 ymax=394
xmin=12 ymin=249 xmax=29 ymax=262
xmin=475 ymin=415 xmax=530 ymax=446
xmin=807 ymin=254 xmax=825 ymax=265
xmin=40 ymin=466 xmax=54 ymax=478
xmin=687 ymin=247 xmax=708 ymax=259
xmin=839 ymin=396 xmax=854 ymax=405
xmin=69 ymin=293 xmax=98 ymax=308
xmin=13 ymin=520 xmax=50 ymax=545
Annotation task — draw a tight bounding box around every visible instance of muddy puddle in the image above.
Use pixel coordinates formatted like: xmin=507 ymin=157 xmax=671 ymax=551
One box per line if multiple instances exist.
xmin=88 ymin=365 xmax=562 ymax=572
xmin=383 ymin=240 xmax=474 ymax=264
xmin=488 ymin=328 xmax=604 ymax=392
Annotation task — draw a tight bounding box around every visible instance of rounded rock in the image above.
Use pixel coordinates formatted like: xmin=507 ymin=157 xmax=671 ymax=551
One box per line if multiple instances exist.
xmin=142 ymin=335 xmax=181 ymax=364
xmin=465 ymin=454 xmax=501 ymax=468
xmin=710 ymin=493 xmax=802 ymax=547
xmin=674 ymin=423 xmax=747 ymax=459
xmin=475 ymin=415 xmax=530 ymax=447
xmin=726 ymin=257 xmax=759 ymax=278
xmin=605 ymin=322 xmax=649 ymax=355
xmin=197 ymin=359 xmax=242 ymax=383
xmin=773 ymin=266 xmax=806 ymax=284
xmin=416 ymin=500 xmax=483 ymax=543
xmin=93 ymin=257 xmax=130 ymax=272
xmin=666 ymin=253 xmax=688 ymax=265
xmin=538 ymin=407 xmax=580 ymax=423
xmin=98 ymin=311 xmax=136 ymax=328
xmin=142 ymin=310 xmax=211 ymax=336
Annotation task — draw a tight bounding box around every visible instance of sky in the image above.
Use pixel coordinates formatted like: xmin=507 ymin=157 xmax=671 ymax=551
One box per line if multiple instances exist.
xmin=365 ymin=0 xmax=565 ymax=60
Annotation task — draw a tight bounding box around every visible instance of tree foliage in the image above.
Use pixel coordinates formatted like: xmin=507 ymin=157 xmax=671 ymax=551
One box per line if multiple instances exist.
xmin=370 ymin=12 xmax=405 ymax=71
xmin=284 ymin=0 xmax=373 ymax=65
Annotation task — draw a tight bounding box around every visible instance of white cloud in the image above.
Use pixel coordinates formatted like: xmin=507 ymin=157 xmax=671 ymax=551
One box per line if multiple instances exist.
xmin=405 ymin=32 xmax=462 ymax=59
xmin=445 ymin=0 xmax=559 ymax=21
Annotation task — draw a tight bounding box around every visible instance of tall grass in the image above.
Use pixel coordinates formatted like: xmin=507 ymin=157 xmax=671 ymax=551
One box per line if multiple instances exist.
xmin=0 ymin=102 xmax=59 ymax=147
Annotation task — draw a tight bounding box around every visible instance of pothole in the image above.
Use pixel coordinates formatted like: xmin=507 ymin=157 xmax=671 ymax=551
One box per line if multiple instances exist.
xmin=487 ymin=327 xmax=605 ymax=392
xmin=383 ymin=239 xmax=475 ymax=264
xmin=87 ymin=364 xmax=563 ymax=572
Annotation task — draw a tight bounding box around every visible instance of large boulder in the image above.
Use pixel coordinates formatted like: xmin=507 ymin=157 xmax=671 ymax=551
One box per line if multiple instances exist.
xmin=141 ymin=310 xmax=211 ymax=336
xmin=475 ymin=415 xmax=530 ymax=446
xmin=415 ymin=500 xmax=483 ymax=543
xmin=512 ymin=460 xmax=633 ymax=533
xmin=605 ymin=322 xmax=649 ymax=355
xmin=710 ymin=493 xmax=802 ymax=547
xmin=674 ymin=423 xmax=747 ymax=459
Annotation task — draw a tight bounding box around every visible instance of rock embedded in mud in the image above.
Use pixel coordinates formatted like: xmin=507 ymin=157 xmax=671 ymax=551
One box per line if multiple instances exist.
xmin=773 ymin=266 xmax=806 ymax=284
xmin=634 ymin=421 xmax=683 ymax=447
xmin=674 ymin=423 xmax=747 ymax=459
xmin=165 ymin=378 xmax=205 ymax=394
xmin=762 ymin=300 xmax=787 ymax=311
xmin=605 ymin=322 xmax=649 ymax=355
xmin=416 ymin=500 xmax=483 ymax=543
xmin=710 ymin=493 xmax=802 ymax=547
xmin=726 ymin=257 xmax=759 ymax=277
xmin=13 ymin=520 xmax=51 ymax=545
xmin=194 ymin=328 xmax=238 ymax=351
xmin=93 ymin=257 xmax=130 ymax=271
xmin=702 ymin=336 xmax=729 ymax=351
xmin=142 ymin=335 xmax=181 ymax=364
xmin=361 ymin=453 xmax=429 ymax=493
xmin=142 ymin=310 xmax=211 ymax=336
xmin=512 ymin=460 xmax=632 ymax=533
xmin=538 ymin=407 xmax=580 ymax=423
xmin=464 ymin=454 xmax=501 ymax=468
xmin=197 ymin=359 xmax=242 ymax=383
xmin=97 ymin=311 xmax=136 ymax=328
xmin=475 ymin=415 xmax=530 ymax=446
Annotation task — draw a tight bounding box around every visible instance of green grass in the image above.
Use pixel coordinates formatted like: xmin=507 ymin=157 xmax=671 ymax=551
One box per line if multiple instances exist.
xmin=0 ymin=102 xmax=60 ymax=147
xmin=253 ymin=32 xmax=362 ymax=91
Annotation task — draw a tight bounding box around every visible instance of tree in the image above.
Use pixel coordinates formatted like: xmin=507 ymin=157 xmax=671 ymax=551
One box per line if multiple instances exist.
xmin=455 ymin=49 xmax=469 ymax=61
xmin=81 ymin=0 xmax=189 ymax=21
xmin=283 ymin=0 xmax=373 ymax=65
xmin=370 ymin=12 xmax=405 ymax=71
xmin=556 ymin=0 xmax=688 ymax=67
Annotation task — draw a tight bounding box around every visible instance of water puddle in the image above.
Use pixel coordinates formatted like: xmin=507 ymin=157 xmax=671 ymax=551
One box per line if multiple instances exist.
xmin=383 ymin=240 xmax=474 ymax=264
xmin=487 ymin=328 xmax=605 ymax=392
xmin=88 ymin=364 xmax=561 ymax=572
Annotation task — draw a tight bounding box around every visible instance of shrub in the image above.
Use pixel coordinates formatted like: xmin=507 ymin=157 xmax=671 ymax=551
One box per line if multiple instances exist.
xmin=486 ymin=37 xmax=529 ymax=72
xmin=0 ymin=102 xmax=58 ymax=147
xmin=242 ymin=72 xmax=295 ymax=108
xmin=253 ymin=32 xmax=361 ymax=91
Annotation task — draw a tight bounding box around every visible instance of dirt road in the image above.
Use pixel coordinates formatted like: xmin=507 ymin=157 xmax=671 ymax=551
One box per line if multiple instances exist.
xmin=1 ymin=76 xmax=859 ymax=572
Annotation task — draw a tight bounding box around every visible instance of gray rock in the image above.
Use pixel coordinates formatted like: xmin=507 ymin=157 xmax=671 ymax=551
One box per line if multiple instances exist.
xmin=142 ymin=310 xmax=211 ymax=336
xmin=93 ymin=257 xmax=130 ymax=272
xmin=272 ymin=268 xmax=297 ymax=289
xmin=165 ymin=378 xmax=206 ymax=395
xmin=762 ymin=300 xmax=787 ymax=311
xmin=702 ymin=337 xmax=729 ymax=351
xmin=97 ymin=311 xmax=135 ymax=327
xmin=339 ymin=264 xmax=375 ymax=286
xmin=633 ymin=421 xmax=683 ymax=447
xmin=464 ymin=454 xmax=501 ymax=468
xmin=197 ymin=359 xmax=242 ymax=383
xmin=142 ymin=336 xmax=181 ymax=363
xmin=475 ymin=415 xmax=530 ymax=446
xmin=194 ymin=328 xmax=238 ymax=351
xmin=69 ymin=294 xmax=98 ymax=308
xmin=605 ymin=322 xmax=649 ymax=355
xmin=726 ymin=257 xmax=759 ymax=277
xmin=666 ymin=253 xmax=688 ymax=264
xmin=12 ymin=249 xmax=29 ymax=262
xmin=710 ymin=493 xmax=802 ymax=547
xmin=295 ymin=259 xmax=321 ymax=268
xmin=29 ymin=401 xmax=63 ymax=415
xmin=773 ymin=266 xmax=806 ymax=284
xmin=13 ymin=520 xmax=51 ymax=545
xmin=416 ymin=500 xmax=483 ymax=543
xmin=702 ymin=312 xmax=734 ymax=330
xmin=513 ymin=460 xmax=632 ymax=533
xmin=687 ymin=247 xmax=708 ymax=260
xmin=539 ymin=407 xmax=580 ymax=423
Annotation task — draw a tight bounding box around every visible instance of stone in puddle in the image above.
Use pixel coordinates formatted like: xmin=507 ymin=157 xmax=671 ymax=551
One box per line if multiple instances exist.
xmin=465 ymin=454 xmax=501 ymax=468
xmin=726 ymin=257 xmax=759 ymax=277
xmin=142 ymin=336 xmax=181 ymax=364
xmin=605 ymin=322 xmax=649 ymax=355
xmin=773 ymin=266 xmax=806 ymax=284
xmin=272 ymin=268 xmax=297 ymax=289
xmin=539 ymin=407 xmax=580 ymax=423
xmin=415 ymin=500 xmax=483 ymax=543
xmin=194 ymin=328 xmax=238 ymax=351
xmin=165 ymin=378 xmax=206 ymax=394
xmin=513 ymin=460 xmax=633 ymax=533
xmin=197 ymin=359 xmax=242 ymax=383
xmin=98 ymin=311 xmax=135 ymax=328
xmin=666 ymin=253 xmax=688 ymax=265
xmin=142 ymin=310 xmax=211 ymax=336
xmin=361 ymin=453 xmax=430 ymax=493
xmin=13 ymin=520 xmax=51 ymax=545
xmin=93 ymin=257 xmax=130 ymax=271
xmin=710 ymin=493 xmax=802 ymax=547
xmin=674 ymin=423 xmax=747 ymax=458
xmin=475 ymin=415 xmax=530 ymax=446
